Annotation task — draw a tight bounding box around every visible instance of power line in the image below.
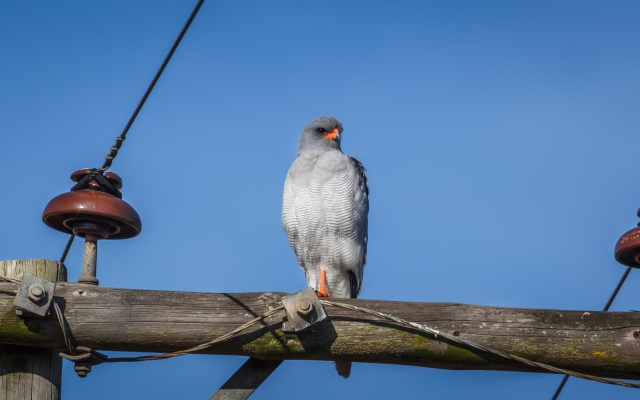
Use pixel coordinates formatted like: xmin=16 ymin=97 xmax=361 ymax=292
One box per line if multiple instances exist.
xmin=97 ymin=0 xmax=205 ymax=175
xmin=60 ymin=0 xmax=205 ymax=259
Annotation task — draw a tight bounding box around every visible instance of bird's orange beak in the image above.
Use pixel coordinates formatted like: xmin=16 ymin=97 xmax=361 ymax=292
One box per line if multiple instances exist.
xmin=324 ymin=128 xmax=340 ymax=141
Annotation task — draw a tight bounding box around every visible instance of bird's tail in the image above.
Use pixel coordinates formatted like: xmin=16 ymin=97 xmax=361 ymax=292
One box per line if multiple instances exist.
xmin=335 ymin=361 xmax=352 ymax=378
xmin=333 ymin=270 xmax=358 ymax=378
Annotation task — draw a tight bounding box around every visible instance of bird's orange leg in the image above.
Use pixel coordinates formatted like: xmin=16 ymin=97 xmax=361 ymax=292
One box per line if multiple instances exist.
xmin=316 ymin=268 xmax=331 ymax=298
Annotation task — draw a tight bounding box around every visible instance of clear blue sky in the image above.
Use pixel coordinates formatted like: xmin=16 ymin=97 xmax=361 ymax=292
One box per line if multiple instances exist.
xmin=2 ymin=1 xmax=640 ymax=398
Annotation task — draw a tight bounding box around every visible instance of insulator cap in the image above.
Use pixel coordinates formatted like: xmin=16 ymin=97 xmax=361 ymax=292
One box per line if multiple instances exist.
xmin=614 ymin=208 xmax=640 ymax=268
xmin=42 ymin=169 xmax=141 ymax=240
xmin=71 ymin=168 xmax=123 ymax=190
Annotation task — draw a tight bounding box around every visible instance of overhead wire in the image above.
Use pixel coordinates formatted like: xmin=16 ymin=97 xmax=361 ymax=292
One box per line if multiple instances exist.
xmin=320 ymin=300 xmax=640 ymax=390
xmin=96 ymin=0 xmax=205 ymax=176
xmin=59 ymin=234 xmax=74 ymax=264
xmin=58 ymin=0 xmax=205 ymax=261
xmin=0 ymin=272 xmax=638 ymax=389
xmin=30 ymin=0 xmax=637 ymax=395
xmin=105 ymin=306 xmax=285 ymax=363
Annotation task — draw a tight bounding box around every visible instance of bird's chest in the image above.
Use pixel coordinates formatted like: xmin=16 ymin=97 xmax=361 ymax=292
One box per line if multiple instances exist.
xmin=289 ymin=152 xmax=348 ymax=188
xmin=288 ymin=157 xmax=355 ymax=233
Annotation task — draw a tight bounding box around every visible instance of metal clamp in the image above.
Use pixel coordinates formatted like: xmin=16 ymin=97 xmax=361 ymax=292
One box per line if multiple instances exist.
xmin=281 ymin=287 xmax=327 ymax=332
xmin=60 ymin=346 xmax=108 ymax=377
xmin=14 ymin=273 xmax=55 ymax=317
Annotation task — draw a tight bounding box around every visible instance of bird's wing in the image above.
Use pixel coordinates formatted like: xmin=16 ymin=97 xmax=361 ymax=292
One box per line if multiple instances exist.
xmin=282 ymin=173 xmax=305 ymax=268
xmin=346 ymin=156 xmax=369 ymax=297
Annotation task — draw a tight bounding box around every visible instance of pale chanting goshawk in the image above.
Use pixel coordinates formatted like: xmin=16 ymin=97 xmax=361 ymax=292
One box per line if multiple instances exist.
xmin=282 ymin=117 xmax=369 ymax=378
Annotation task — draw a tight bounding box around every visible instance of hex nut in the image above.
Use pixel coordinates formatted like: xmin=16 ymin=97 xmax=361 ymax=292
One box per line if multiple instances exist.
xmin=27 ymin=283 xmax=46 ymax=303
xmin=296 ymin=298 xmax=313 ymax=317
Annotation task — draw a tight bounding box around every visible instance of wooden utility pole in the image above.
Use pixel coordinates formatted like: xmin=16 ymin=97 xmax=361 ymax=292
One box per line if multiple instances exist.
xmin=1 ymin=260 xmax=639 ymax=382
xmin=0 ymin=259 xmax=66 ymax=400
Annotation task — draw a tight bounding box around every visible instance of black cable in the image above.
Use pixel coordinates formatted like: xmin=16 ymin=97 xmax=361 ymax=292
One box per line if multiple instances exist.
xmin=603 ymin=266 xmax=632 ymax=312
xmin=71 ymin=0 xmax=206 ymax=194
xmin=551 ymin=375 xmax=569 ymax=400
xmin=59 ymin=0 xmax=205 ymax=260
xmin=98 ymin=0 xmax=205 ymax=175
xmin=59 ymin=234 xmax=75 ymax=264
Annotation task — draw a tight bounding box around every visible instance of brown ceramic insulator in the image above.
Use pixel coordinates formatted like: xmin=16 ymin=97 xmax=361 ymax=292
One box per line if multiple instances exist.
xmin=614 ymin=208 xmax=640 ymax=268
xmin=42 ymin=170 xmax=141 ymax=240
xmin=71 ymin=221 xmax=111 ymax=240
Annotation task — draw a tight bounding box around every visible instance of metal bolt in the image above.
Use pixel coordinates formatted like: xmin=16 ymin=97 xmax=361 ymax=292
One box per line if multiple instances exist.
xmin=296 ymin=298 xmax=313 ymax=317
xmin=633 ymin=330 xmax=640 ymax=339
xmin=452 ymin=330 xmax=460 ymax=336
xmin=77 ymin=231 xmax=102 ymax=286
xmin=74 ymin=363 xmax=91 ymax=378
xmin=27 ymin=283 xmax=46 ymax=303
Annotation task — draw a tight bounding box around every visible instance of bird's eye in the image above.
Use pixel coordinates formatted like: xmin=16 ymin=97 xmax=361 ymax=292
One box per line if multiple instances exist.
xmin=316 ymin=127 xmax=326 ymax=133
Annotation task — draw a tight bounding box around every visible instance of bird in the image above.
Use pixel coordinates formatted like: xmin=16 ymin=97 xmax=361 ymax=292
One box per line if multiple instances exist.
xmin=282 ymin=116 xmax=369 ymax=378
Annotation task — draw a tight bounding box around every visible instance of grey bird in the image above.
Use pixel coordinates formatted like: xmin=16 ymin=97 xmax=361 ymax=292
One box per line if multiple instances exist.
xmin=282 ymin=116 xmax=369 ymax=378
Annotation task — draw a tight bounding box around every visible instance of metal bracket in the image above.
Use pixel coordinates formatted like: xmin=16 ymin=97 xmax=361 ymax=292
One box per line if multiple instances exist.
xmin=14 ymin=273 xmax=55 ymax=317
xmin=60 ymin=346 xmax=108 ymax=378
xmin=281 ymin=287 xmax=327 ymax=332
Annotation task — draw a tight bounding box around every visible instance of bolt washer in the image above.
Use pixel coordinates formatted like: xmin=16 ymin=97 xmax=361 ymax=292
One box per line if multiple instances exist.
xmin=14 ymin=273 xmax=55 ymax=317
xmin=282 ymin=287 xmax=327 ymax=332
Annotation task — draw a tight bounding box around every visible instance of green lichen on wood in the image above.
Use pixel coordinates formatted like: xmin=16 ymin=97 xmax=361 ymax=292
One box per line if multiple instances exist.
xmin=410 ymin=334 xmax=495 ymax=365
xmin=0 ymin=310 xmax=44 ymax=343
xmin=243 ymin=329 xmax=302 ymax=356
xmin=619 ymin=361 xmax=640 ymax=375
xmin=509 ymin=339 xmax=587 ymax=362
xmin=509 ymin=339 xmax=547 ymax=361
xmin=240 ymin=322 xmax=489 ymax=365
xmin=0 ymin=259 xmax=64 ymax=340
xmin=591 ymin=350 xmax=617 ymax=365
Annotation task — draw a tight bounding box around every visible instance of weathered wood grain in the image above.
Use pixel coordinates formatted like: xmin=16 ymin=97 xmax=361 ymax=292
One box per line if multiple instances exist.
xmin=1 ymin=276 xmax=640 ymax=380
xmin=0 ymin=259 xmax=66 ymax=400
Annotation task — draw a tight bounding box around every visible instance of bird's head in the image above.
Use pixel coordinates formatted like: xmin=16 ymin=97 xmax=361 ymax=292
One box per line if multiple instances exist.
xmin=298 ymin=116 xmax=343 ymax=153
